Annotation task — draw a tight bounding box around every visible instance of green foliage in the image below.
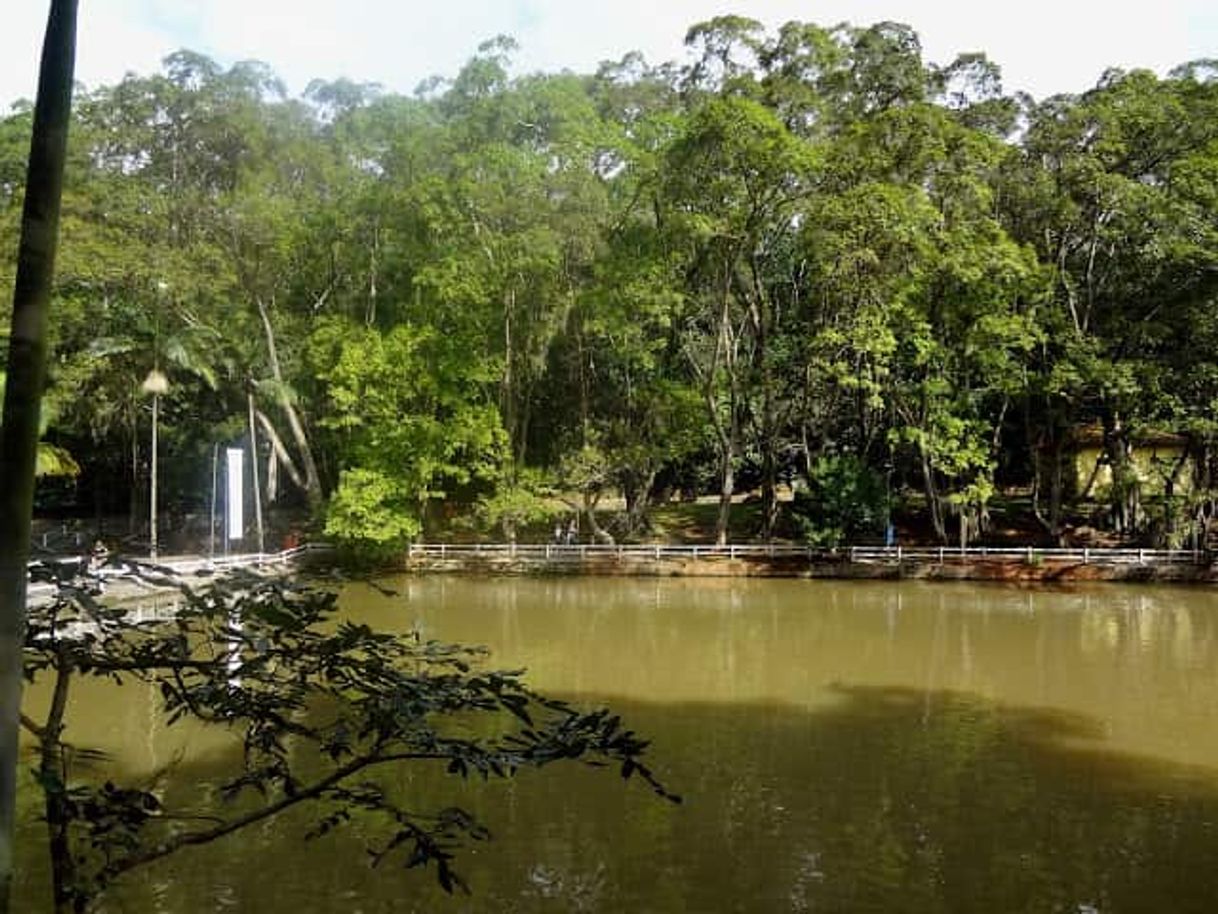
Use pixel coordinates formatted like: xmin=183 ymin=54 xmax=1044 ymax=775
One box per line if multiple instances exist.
xmin=3 ymin=22 xmax=1215 ymax=545
xmin=477 ymin=467 xmax=560 ymax=538
xmin=792 ymin=456 xmax=887 ymax=546
xmin=323 ymin=468 xmax=422 ymax=556
xmin=312 ymin=319 xmax=507 ymax=541
xmin=0 ymin=367 xmax=80 ymax=479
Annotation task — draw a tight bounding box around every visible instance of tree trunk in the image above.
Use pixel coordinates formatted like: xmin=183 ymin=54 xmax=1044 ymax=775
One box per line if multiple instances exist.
xmin=756 ymin=317 xmax=778 ymax=541
xmin=920 ymin=448 xmax=947 ymax=543
xmin=576 ymin=317 xmax=590 ymax=446
xmin=1198 ymin=440 xmax=1215 ymax=552
xmin=715 ymin=278 xmax=739 ymax=548
xmin=366 ymin=222 xmax=378 ymax=327
xmin=248 ymin=392 xmax=265 ymax=554
xmin=583 ymin=491 xmax=614 ymax=545
xmin=515 ymin=395 xmax=531 ymax=470
xmin=623 ymin=468 xmax=656 ymax=537
xmin=716 ymin=447 xmax=735 ymax=547
xmin=742 ymin=266 xmax=778 ymax=541
xmin=0 ymin=5 xmax=78 ymax=910
xmin=502 ymin=289 xmax=516 ymax=466
xmin=1102 ymin=413 xmax=1137 ymax=537
xmin=255 ymin=409 xmax=306 ymax=492
xmin=1031 ymin=442 xmax=1066 ymax=545
xmin=256 ymin=298 xmax=322 ymax=509
xmin=760 ymin=433 xmax=778 ymax=541
xmin=1028 ymin=401 xmax=1067 ymax=545
xmin=128 ymin=412 xmax=140 ymax=534
xmin=707 ymin=377 xmax=739 ymax=548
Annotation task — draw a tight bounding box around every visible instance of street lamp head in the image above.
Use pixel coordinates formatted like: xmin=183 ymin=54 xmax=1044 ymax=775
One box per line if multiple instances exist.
xmin=142 ymin=368 xmax=169 ymax=395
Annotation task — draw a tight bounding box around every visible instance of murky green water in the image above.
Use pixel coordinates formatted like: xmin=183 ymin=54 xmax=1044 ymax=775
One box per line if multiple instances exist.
xmin=18 ymin=578 xmax=1218 ymax=912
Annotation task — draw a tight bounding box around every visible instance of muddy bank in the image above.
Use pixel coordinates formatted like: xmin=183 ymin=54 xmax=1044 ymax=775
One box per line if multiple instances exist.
xmin=400 ymin=552 xmax=1218 ymax=584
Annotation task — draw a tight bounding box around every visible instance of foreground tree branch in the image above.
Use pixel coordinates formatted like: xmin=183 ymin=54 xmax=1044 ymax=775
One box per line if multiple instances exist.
xmin=21 ymin=564 xmax=678 ymax=912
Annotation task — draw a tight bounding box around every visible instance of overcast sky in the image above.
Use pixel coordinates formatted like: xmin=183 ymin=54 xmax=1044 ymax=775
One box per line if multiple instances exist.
xmin=3 ymin=1 xmax=1216 ymax=109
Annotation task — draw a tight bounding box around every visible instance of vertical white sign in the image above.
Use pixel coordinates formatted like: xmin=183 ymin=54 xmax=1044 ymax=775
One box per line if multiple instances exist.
xmin=226 ymin=447 xmax=245 ymax=540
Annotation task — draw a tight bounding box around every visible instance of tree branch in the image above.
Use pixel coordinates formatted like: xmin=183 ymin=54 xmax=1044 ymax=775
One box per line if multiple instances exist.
xmin=255 ymin=409 xmax=305 ymax=491
xmin=104 ymin=751 xmax=448 ymax=880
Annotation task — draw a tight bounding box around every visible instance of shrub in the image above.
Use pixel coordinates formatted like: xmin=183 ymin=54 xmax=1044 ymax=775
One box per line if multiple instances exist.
xmin=791 ymin=455 xmax=887 ymax=546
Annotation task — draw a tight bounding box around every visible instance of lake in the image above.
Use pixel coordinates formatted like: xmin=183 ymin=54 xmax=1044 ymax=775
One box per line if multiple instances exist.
xmin=18 ymin=576 xmax=1218 ymax=912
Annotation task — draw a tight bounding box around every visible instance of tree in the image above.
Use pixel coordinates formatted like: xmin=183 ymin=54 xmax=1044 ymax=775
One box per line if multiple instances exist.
xmin=309 ymin=318 xmax=506 ymax=552
xmin=0 ymin=4 xmax=78 ymax=911
xmin=5 ymin=16 xmax=1215 ymax=557
xmin=22 ymin=566 xmax=678 ymax=913
xmin=661 ymin=95 xmax=817 ymax=542
xmin=791 ymin=454 xmax=887 ymax=545
xmin=999 ymin=67 xmax=1218 ymax=538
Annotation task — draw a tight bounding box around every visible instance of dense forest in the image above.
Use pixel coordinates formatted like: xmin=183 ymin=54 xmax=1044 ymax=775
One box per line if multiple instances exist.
xmin=2 ymin=16 xmax=1217 ymax=551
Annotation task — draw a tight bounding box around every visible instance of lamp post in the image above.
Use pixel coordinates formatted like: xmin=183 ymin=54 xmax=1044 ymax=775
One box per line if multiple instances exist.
xmin=142 ymin=368 xmax=168 ymax=559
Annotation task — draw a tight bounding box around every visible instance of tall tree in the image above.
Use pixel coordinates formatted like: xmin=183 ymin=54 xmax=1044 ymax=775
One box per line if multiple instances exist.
xmin=999 ymin=67 xmax=1218 ymax=538
xmin=0 ymin=3 xmax=78 ymax=910
xmin=662 ymin=95 xmax=816 ymax=541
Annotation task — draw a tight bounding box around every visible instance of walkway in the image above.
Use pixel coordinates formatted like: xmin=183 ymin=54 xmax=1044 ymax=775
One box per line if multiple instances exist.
xmin=26 ymin=544 xmax=328 ymax=606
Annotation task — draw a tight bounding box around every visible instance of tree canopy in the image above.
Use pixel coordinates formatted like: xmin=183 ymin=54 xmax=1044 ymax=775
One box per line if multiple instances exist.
xmin=3 ymin=19 xmax=1217 ymax=549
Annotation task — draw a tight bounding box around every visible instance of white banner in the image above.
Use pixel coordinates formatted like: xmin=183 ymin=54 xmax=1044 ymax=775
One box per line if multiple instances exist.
xmin=226 ymin=447 xmax=244 ymax=540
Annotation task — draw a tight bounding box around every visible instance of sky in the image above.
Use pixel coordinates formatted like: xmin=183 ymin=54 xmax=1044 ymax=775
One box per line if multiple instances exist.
xmin=2 ymin=1 xmax=1216 ymax=109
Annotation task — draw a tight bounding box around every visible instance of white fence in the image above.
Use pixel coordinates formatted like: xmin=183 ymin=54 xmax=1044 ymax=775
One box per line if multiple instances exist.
xmin=404 ymin=542 xmax=1209 ymax=566
xmin=27 ymin=540 xmax=1207 ymax=606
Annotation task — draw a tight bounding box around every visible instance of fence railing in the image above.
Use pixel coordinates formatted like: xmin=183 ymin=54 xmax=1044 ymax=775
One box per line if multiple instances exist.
xmin=404 ymin=542 xmax=1209 ymax=566
xmin=27 ymin=540 xmax=1208 ymax=606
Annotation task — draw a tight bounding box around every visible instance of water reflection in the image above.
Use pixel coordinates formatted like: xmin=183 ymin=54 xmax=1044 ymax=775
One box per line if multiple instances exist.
xmin=17 ymin=578 xmax=1218 ymax=913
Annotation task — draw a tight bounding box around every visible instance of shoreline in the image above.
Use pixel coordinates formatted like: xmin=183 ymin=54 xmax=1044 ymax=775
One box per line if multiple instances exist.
xmin=30 ymin=543 xmax=1218 ymax=600
xmin=399 ymin=544 xmax=1218 ymax=585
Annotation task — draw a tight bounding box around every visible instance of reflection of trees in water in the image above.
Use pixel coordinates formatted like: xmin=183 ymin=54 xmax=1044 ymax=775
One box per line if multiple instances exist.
xmin=1077 ymin=592 xmax=1216 ymax=670
xmin=46 ymin=686 xmax=1218 ymax=914
xmin=361 ymin=578 xmax=1218 ymax=710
